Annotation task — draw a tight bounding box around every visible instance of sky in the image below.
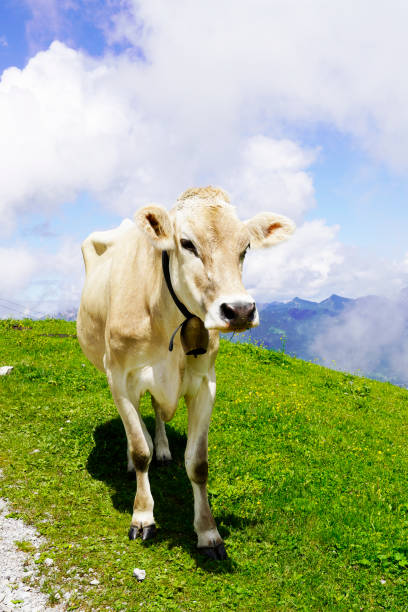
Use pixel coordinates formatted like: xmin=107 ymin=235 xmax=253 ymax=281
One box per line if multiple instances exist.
xmin=1 ymin=0 xmax=408 ymax=319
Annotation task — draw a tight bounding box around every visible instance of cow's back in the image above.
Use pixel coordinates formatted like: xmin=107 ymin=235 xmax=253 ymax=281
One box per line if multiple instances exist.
xmin=77 ymin=219 xmax=134 ymax=372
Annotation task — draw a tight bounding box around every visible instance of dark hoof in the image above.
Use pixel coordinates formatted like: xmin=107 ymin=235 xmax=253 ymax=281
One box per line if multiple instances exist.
xmin=129 ymin=524 xmax=157 ymax=541
xmin=142 ymin=524 xmax=157 ymax=541
xmin=156 ymin=457 xmax=172 ymax=467
xmin=128 ymin=525 xmax=140 ymax=540
xmin=198 ymin=542 xmax=228 ymax=561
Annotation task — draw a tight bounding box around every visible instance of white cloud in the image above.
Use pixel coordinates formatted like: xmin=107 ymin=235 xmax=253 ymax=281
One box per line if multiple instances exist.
xmin=0 ymin=246 xmax=38 ymax=294
xmin=0 ymin=41 xmax=319 ymax=235
xmin=111 ymin=0 xmax=408 ymax=173
xmin=244 ymin=220 xmax=344 ymax=301
xmin=0 ymin=39 xmax=325 ymax=310
xmin=2 ymin=2 xmax=408 ymax=308
xmin=244 ymin=221 xmax=408 ymax=302
xmin=3 ymin=2 xmax=408 ymax=229
xmin=32 ymin=238 xmax=84 ymax=316
xmin=0 ymin=44 xmax=139 ymax=232
xmin=0 ymin=238 xmax=83 ymax=317
xmin=227 ymin=136 xmax=316 ymax=221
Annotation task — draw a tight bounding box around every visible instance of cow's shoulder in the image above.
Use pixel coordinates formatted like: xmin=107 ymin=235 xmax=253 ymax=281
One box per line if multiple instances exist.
xmin=106 ymin=224 xmax=164 ymax=349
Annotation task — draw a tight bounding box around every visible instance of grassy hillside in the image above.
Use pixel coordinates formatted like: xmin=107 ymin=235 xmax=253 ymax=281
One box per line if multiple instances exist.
xmin=1 ymin=319 xmax=408 ymax=610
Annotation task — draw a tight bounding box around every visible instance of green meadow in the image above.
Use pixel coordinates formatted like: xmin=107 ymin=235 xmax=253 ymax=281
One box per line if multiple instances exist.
xmin=1 ymin=319 xmax=408 ymax=610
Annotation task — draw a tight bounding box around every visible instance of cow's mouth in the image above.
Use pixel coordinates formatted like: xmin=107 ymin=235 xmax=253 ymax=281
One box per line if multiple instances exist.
xmin=226 ymin=321 xmax=256 ymax=333
xmin=204 ymin=321 xmax=258 ymax=333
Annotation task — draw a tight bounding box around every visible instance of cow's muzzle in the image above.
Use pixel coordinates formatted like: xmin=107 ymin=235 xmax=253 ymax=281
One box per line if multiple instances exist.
xmin=204 ymin=295 xmax=259 ymax=331
xmin=220 ymin=301 xmax=257 ymax=331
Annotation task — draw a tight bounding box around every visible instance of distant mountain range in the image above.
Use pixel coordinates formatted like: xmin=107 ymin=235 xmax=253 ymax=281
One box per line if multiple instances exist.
xmin=53 ymin=289 xmax=408 ymax=387
xmin=47 ymin=309 xmax=77 ymax=322
xmin=225 ymin=289 xmax=408 ymax=387
xmin=248 ymin=294 xmax=354 ymax=360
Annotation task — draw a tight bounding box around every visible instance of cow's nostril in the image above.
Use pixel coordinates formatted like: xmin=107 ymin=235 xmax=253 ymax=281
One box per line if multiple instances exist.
xmin=247 ymin=303 xmax=256 ymax=322
xmin=220 ymin=303 xmax=236 ymax=321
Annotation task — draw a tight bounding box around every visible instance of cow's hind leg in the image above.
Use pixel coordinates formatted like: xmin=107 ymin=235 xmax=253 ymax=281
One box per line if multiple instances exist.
xmin=152 ymin=397 xmax=172 ymax=465
xmin=185 ymin=373 xmax=227 ymax=561
xmin=106 ymin=368 xmax=156 ymax=541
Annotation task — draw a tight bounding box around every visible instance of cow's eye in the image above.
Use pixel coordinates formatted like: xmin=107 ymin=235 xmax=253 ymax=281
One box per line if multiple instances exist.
xmin=180 ymin=238 xmax=199 ymax=257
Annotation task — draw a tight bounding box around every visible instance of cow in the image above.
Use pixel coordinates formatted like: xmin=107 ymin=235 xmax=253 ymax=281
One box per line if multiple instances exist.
xmin=77 ymin=186 xmax=295 ymax=560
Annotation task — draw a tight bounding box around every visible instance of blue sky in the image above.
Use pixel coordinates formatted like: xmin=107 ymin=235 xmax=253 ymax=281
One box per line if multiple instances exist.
xmin=1 ymin=1 xmax=408 ymax=317
xmin=0 ymin=1 xmax=118 ymax=71
xmin=306 ymin=132 xmax=408 ymax=259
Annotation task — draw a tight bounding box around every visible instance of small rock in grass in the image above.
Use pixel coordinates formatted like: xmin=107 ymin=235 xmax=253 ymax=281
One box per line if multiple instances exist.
xmin=90 ymin=578 xmax=100 ymax=585
xmin=133 ymin=568 xmax=146 ymax=581
xmin=0 ymin=366 xmax=13 ymax=376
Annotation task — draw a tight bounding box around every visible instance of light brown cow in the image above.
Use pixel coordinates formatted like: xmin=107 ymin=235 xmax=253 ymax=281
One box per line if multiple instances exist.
xmin=77 ymin=186 xmax=295 ymax=560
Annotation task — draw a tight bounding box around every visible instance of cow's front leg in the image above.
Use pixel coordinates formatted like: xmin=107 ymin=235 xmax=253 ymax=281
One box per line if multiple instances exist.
xmin=106 ymin=368 xmax=156 ymax=541
xmin=185 ymin=372 xmax=227 ymax=560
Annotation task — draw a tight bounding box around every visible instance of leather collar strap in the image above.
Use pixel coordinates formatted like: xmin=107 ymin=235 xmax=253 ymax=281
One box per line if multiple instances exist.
xmin=162 ymin=251 xmax=209 ymax=356
xmin=162 ymin=251 xmax=192 ymax=320
xmin=162 ymin=250 xmax=192 ymax=351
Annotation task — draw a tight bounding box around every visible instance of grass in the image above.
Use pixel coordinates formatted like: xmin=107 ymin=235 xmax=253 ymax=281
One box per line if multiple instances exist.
xmin=1 ymin=319 xmax=408 ymax=610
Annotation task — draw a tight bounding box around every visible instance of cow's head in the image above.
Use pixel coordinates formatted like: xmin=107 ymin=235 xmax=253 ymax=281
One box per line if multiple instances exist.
xmin=135 ymin=186 xmax=295 ymax=332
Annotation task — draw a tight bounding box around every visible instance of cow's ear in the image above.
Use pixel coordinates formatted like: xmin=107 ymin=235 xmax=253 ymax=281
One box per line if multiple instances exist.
xmin=134 ymin=205 xmax=175 ymax=250
xmin=245 ymin=213 xmax=295 ymax=248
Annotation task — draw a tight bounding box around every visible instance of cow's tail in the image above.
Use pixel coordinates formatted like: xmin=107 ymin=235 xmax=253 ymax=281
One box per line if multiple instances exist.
xmin=81 ymin=232 xmax=111 ymax=275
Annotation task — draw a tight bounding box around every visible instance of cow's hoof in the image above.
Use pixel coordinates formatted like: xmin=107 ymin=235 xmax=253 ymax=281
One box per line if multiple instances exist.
xmin=198 ymin=543 xmax=228 ymax=561
xmin=128 ymin=525 xmax=140 ymax=540
xmin=142 ymin=524 xmax=157 ymax=541
xmin=156 ymin=457 xmax=172 ymax=467
xmin=129 ymin=524 xmax=157 ymax=541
